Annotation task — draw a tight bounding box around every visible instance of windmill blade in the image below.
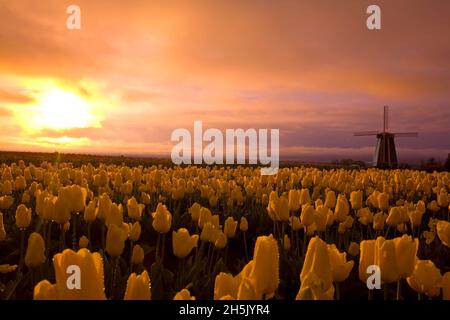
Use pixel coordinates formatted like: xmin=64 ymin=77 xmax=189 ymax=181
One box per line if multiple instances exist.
xmin=394 ymin=132 xmax=418 ymax=137
xmin=384 ymin=105 xmax=389 ymax=132
xmin=354 ymin=131 xmax=379 ymax=136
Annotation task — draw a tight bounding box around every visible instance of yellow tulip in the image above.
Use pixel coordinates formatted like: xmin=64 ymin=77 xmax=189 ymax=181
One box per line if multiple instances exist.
xmin=131 ymin=244 xmax=145 ymax=265
xmin=350 ymin=190 xmax=363 ymax=210
xmin=151 ymin=203 xmax=172 ymax=234
xmin=377 ymin=192 xmax=389 ymax=210
xmin=215 ymin=231 xmax=227 ymax=249
xmin=348 ymin=241 xmax=359 ymax=257
xmin=374 ymin=237 xmax=401 ymax=283
xmin=188 ymin=202 xmax=201 ymax=222
xmin=33 ymin=280 xmax=59 ymax=300
xmin=124 ymin=271 xmax=151 ymax=300
xmin=442 ymin=272 xmax=450 ymax=300
xmin=224 ymin=217 xmax=237 ymax=238
xmin=386 ymin=207 xmax=402 ymax=227
xmin=359 ymin=239 xmax=376 ymax=283
xmin=129 ymin=221 xmax=141 ymax=242
xmin=237 ymin=277 xmax=261 ymax=300
xmin=300 ymin=236 xmax=333 ymax=291
xmin=83 ymin=201 xmax=97 ymax=222
xmin=296 ymin=272 xmax=334 ymax=300
xmin=250 ymin=234 xmax=279 ymax=297
xmin=79 ymin=236 xmax=89 ymax=249
xmin=106 ymin=224 xmax=127 ymax=257
xmin=239 ymin=216 xmax=248 ymax=232
xmin=324 ymin=190 xmax=336 ymax=209
xmin=214 ymin=272 xmax=240 ymax=300
xmin=393 ymin=235 xmax=418 ymax=278
xmin=407 ymin=259 xmax=442 ymax=297
xmin=48 ymin=248 xmax=106 ymax=299
xmin=288 ymin=189 xmax=300 ymax=211
xmin=25 ymin=232 xmax=46 ymax=269
xmin=172 ymin=228 xmax=198 ymax=258
xmin=15 ymin=204 xmax=32 ymax=229
xmin=314 ymin=205 xmax=328 ymax=232
xmin=299 ymin=188 xmax=311 ymax=206
xmin=301 ymin=204 xmax=315 ymax=226
xmin=127 ymin=197 xmax=144 ymax=221
xmin=437 ymin=220 xmax=450 ymax=248
xmin=334 ymin=194 xmax=349 ymax=222
xmin=283 ymin=234 xmax=291 ymax=251
xmin=373 ymin=212 xmax=386 ymax=231
xmin=327 ymin=244 xmax=354 ymax=282
xmin=105 ymin=203 xmax=124 ymax=227
xmin=174 ymin=288 xmax=195 ymax=300
xmin=198 ymin=207 xmax=212 ymax=229
xmin=96 ymin=193 xmax=112 ymax=221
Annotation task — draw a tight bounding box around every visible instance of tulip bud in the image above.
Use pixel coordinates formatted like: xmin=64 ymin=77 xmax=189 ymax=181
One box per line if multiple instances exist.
xmin=327 ymin=244 xmax=354 ymax=282
xmin=33 ymin=280 xmax=59 ymax=300
xmin=215 ymin=231 xmax=227 ymax=249
xmin=437 ymin=220 xmax=450 ymax=248
xmin=443 ymin=272 xmax=450 ymax=300
xmin=377 ymin=192 xmax=389 ymax=210
xmin=373 ymin=212 xmax=386 ymax=231
xmin=350 ymin=190 xmax=363 ymax=210
xmin=214 ymin=272 xmax=240 ymax=300
xmin=239 ymin=217 xmax=248 ymax=232
xmin=172 ymin=228 xmax=198 ymax=258
xmin=188 ymin=202 xmax=201 ymax=222
xmin=224 ymin=217 xmax=237 ymax=238
xmin=359 ymin=239 xmax=375 ymax=283
xmin=129 ymin=221 xmax=142 ymax=242
xmin=324 ymin=190 xmax=336 ymax=209
xmin=288 ymin=189 xmax=300 ymax=211
xmin=15 ymin=204 xmax=32 ymax=229
xmin=84 ymin=200 xmax=97 ymax=222
xmin=283 ymin=234 xmax=291 ymax=251
xmin=25 ymin=232 xmax=46 ymax=268
xmin=79 ymin=236 xmax=89 ymax=249
xmin=250 ymin=234 xmax=279 ymax=297
xmin=198 ymin=207 xmax=212 ymax=229
xmin=348 ymin=241 xmax=359 ymax=257
xmin=131 ymin=244 xmax=145 ymax=265
xmin=106 ymin=224 xmax=127 ymax=257
xmin=334 ymin=194 xmax=350 ymax=222
xmin=374 ymin=237 xmax=401 ymax=283
xmin=301 ymin=204 xmax=315 ymax=226
xmin=127 ymin=197 xmax=144 ymax=221
xmin=300 ymin=236 xmax=333 ymax=295
xmin=393 ymin=235 xmax=418 ymax=279
xmin=174 ymin=288 xmax=196 ymax=300
xmin=151 ymin=203 xmax=172 ymax=234
xmin=237 ymin=277 xmax=261 ymax=300
xmin=124 ymin=271 xmax=151 ymax=300
xmin=407 ymin=259 xmax=442 ymax=297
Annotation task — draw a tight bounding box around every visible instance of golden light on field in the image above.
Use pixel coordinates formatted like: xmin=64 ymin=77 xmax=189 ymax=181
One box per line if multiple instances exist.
xmin=31 ymin=88 xmax=97 ymax=131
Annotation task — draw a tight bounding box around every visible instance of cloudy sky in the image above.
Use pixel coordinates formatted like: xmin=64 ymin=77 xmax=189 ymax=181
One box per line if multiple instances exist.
xmin=0 ymin=0 xmax=449 ymax=163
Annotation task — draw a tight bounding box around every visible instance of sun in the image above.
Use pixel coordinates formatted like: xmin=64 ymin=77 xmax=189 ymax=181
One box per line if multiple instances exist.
xmin=31 ymin=88 xmax=98 ymax=131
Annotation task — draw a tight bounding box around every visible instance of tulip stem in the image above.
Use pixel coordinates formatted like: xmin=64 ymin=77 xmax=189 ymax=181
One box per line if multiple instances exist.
xmin=243 ymin=232 xmax=249 ymax=262
xmin=18 ymin=229 xmax=25 ymax=274
xmin=72 ymin=213 xmax=77 ymax=250
xmin=129 ymin=240 xmax=134 ymax=274
xmin=396 ymin=280 xmax=402 ymax=300
xmin=59 ymin=227 xmax=66 ymax=252
xmin=335 ymin=282 xmax=340 ymax=300
xmin=156 ymin=233 xmax=161 ymax=262
xmin=161 ymin=234 xmax=165 ymax=264
xmin=87 ymin=221 xmax=92 ymax=250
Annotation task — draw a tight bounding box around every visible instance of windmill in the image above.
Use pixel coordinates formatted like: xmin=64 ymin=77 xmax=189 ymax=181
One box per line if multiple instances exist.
xmin=354 ymin=106 xmax=418 ymax=168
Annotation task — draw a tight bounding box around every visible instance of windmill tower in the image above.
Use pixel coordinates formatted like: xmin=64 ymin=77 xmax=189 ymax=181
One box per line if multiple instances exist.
xmin=354 ymin=106 xmax=418 ymax=168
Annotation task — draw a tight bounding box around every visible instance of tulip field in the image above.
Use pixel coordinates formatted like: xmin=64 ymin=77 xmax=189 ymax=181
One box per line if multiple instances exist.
xmin=0 ymin=157 xmax=449 ymax=300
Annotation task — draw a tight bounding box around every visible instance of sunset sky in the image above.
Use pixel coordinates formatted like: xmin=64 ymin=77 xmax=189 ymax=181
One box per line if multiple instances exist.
xmin=0 ymin=0 xmax=449 ymax=163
